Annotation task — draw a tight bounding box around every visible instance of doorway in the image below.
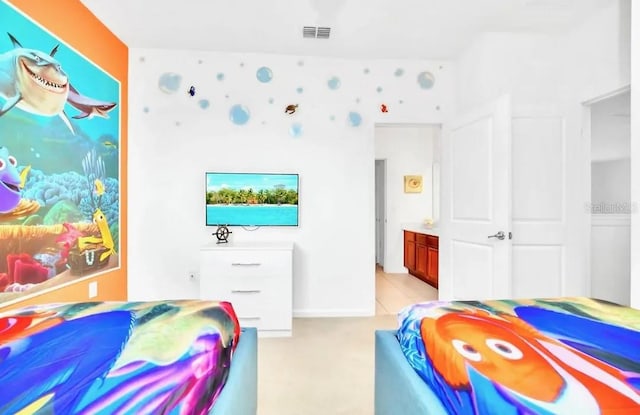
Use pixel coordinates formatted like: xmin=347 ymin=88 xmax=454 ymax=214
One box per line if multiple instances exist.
xmin=373 ymin=124 xmax=440 ymax=315
xmin=375 ymin=159 xmax=386 ymax=268
xmin=588 ymin=89 xmax=631 ymax=305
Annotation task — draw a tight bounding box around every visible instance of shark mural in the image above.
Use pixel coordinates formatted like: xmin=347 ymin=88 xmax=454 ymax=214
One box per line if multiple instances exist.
xmin=0 ymin=2 xmax=121 ymax=304
xmin=0 ymin=33 xmax=117 ymax=134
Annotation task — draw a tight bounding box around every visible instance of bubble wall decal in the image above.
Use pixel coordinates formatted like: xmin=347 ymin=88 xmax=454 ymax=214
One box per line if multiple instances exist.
xmin=256 ymin=66 xmax=273 ymax=83
xmin=328 ymin=76 xmax=341 ymax=90
xmin=198 ymin=99 xmax=210 ymax=109
xmin=417 ymin=71 xmax=435 ymax=89
xmin=363 ymin=68 xmax=370 ymax=74
xmin=143 ymin=106 xmax=149 ymax=113
xmin=348 ymin=111 xmax=362 ymax=127
xmin=330 ymin=115 xmax=336 ymax=121
xmin=376 ymin=86 xmax=383 ymax=93
xmin=229 ymin=104 xmax=251 ymax=125
xmin=289 ymin=122 xmax=303 ymax=138
xmin=158 ymin=72 xmax=182 ymax=94
xmin=269 ymin=97 xmax=275 ymax=104
xmin=296 ymin=87 xmax=304 ymax=94
xmin=394 ymin=68 xmax=404 ymax=77
xmin=298 ymin=60 xmax=305 ymax=66
xmin=139 ymin=56 xmax=145 ymax=63
xmin=217 ymin=73 xmax=225 ymax=81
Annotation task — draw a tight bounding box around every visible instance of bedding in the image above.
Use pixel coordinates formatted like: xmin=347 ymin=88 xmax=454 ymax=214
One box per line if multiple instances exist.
xmin=397 ymin=297 xmax=640 ymax=414
xmin=0 ymin=299 xmax=241 ymax=414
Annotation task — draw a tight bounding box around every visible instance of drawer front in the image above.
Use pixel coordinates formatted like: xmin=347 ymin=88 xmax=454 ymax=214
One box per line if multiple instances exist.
xmin=404 ymin=230 xmax=416 ymax=241
xmin=226 ymin=291 xmax=291 ymax=330
xmin=416 ymin=233 xmax=427 ymax=245
xmin=426 ymin=235 xmax=438 ymax=248
xmin=236 ymin=307 xmax=292 ymax=331
xmin=201 ymin=250 xmax=291 ymax=278
xmin=201 ymin=274 xmax=290 ymax=303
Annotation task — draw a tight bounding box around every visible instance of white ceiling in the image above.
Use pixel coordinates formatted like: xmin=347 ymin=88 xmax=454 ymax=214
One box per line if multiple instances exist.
xmin=79 ymin=0 xmax=612 ymax=60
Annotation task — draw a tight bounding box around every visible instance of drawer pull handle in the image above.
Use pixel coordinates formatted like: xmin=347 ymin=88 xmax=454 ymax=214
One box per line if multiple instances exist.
xmin=231 ymin=290 xmax=262 ymax=294
xmin=231 ymin=262 xmax=262 ymax=267
xmin=239 ymin=316 xmax=261 ymax=320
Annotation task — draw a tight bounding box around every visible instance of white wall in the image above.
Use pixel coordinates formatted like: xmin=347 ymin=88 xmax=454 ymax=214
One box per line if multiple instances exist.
xmin=374 ymin=125 xmax=439 ymax=273
xmin=631 ymin=0 xmax=640 ymax=309
xmin=128 ymin=49 xmax=453 ymax=316
xmin=591 ymin=92 xmax=631 ymax=162
xmin=452 ymin=0 xmax=630 ymax=299
xmin=591 ymin=215 xmax=631 ymax=305
xmin=591 ymin=160 xmax=631 ymax=207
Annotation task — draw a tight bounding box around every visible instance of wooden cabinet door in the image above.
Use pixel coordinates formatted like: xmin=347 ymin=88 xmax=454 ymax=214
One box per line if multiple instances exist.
xmin=404 ymin=231 xmax=416 ymax=270
xmin=416 ymin=244 xmax=428 ymax=277
xmin=405 ymin=240 xmax=416 ymax=270
xmin=427 ymin=247 xmax=439 ymax=284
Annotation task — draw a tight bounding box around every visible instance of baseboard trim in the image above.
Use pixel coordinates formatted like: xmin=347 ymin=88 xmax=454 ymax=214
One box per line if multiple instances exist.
xmin=293 ymin=308 xmax=375 ymax=318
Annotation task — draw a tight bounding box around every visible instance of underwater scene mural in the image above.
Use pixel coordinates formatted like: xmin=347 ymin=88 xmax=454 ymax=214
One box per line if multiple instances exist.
xmin=0 ymin=2 xmax=120 ymax=303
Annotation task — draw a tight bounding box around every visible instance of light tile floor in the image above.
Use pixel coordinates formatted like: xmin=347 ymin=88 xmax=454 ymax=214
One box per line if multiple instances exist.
xmin=256 ymin=267 xmax=437 ymax=415
xmin=375 ymin=266 xmax=438 ymax=315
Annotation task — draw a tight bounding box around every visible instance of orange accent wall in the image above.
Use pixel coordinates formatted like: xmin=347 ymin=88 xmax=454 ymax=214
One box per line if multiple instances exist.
xmin=0 ymin=0 xmax=128 ymax=311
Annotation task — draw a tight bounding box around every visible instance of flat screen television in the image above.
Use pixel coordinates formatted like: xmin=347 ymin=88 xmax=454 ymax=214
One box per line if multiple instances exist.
xmin=205 ymin=172 xmax=299 ymax=226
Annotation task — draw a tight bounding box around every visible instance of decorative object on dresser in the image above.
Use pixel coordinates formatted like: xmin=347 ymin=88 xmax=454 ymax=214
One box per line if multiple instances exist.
xmin=214 ymin=225 xmax=232 ymax=244
xmin=404 ymin=230 xmax=438 ymax=288
xmin=200 ymin=241 xmax=294 ymax=337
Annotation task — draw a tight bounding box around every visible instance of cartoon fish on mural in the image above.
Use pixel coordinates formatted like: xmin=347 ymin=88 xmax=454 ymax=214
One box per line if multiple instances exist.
xmin=0 ymin=146 xmax=21 ymax=213
xmin=67 ymin=85 xmax=117 ymax=119
xmin=94 ymin=178 xmax=105 ymax=196
xmin=0 ymin=33 xmax=117 ymax=133
xmin=19 ymin=164 xmax=30 ymax=188
xmin=102 ymin=140 xmax=117 ymax=150
xmin=78 ymin=208 xmax=115 ymax=262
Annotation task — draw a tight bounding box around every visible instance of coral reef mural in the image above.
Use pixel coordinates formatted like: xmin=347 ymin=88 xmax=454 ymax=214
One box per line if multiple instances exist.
xmin=0 ymin=2 xmax=121 ymax=303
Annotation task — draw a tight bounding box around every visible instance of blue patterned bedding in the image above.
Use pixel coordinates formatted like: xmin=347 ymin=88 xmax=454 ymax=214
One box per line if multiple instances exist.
xmin=398 ymin=297 xmax=640 ymax=414
xmin=0 ymin=300 xmax=240 ymax=414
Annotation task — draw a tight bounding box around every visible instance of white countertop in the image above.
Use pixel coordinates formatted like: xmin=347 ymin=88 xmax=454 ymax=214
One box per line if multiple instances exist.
xmin=402 ymin=223 xmax=439 ymax=236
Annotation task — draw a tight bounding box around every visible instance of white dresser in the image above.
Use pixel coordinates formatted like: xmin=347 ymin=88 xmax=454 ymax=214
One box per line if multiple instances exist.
xmin=200 ymin=241 xmax=293 ymax=337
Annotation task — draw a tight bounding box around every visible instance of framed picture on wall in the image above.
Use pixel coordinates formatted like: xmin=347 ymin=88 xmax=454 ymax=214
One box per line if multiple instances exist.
xmin=404 ymin=175 xmax=423 ymax=193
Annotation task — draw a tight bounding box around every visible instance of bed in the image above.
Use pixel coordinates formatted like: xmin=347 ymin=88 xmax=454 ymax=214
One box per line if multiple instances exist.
xmin=375 ymin=297 xmax=640 ymax=414
xmin=0 ymin=299 xmax=257 ymax=415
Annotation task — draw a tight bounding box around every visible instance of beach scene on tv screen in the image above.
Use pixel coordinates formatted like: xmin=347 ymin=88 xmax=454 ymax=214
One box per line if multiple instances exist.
xmin=205 ymin=173 xmax=299 ymax=226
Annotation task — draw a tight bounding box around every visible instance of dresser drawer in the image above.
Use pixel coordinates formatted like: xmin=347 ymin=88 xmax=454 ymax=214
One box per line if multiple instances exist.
xmin=207 ymin=277 xmax=290 ymax=304
xmin=228 ymin=292 xmax=291 ymax=331
xmin=237 ymin=307 xmax=292 ymax=331
xmin=201 ymin=250 xmax=291 ymax=278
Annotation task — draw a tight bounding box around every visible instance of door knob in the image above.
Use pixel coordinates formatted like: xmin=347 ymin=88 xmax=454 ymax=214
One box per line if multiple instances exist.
xmin=488 ymin=231 xmax=505 ymax=240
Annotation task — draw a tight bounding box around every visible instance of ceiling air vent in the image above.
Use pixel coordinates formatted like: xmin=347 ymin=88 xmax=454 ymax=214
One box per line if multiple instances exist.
xmin=303 ymin=26 xmax=317 ymax=38
xmin=316 ymin=27 xmax=331 ymax=39
xmin=302 ymin=26 xmax=331 ymax=39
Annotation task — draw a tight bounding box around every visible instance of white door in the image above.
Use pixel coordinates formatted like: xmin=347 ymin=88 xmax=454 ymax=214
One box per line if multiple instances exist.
xmin=510 ymin=109 xmax=568 ymax=299
xmin=440 ymin=95 xmax=512 ymax=300
xmin=440 ymin=96 xmax=570 ymax=301
xmin=375 ymin=159 xmax=386 ymax=266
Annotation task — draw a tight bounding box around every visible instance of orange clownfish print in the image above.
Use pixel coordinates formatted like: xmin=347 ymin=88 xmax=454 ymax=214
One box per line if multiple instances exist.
xmin=420 ymin=309 xmax=640 ymax=414
xmin=380 ymin=104 xmax=388 ymax=113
